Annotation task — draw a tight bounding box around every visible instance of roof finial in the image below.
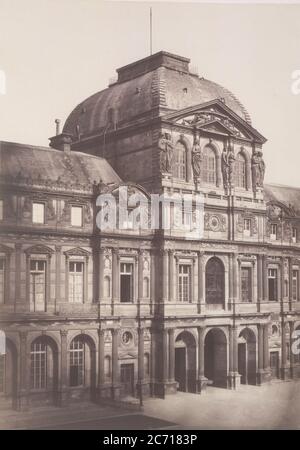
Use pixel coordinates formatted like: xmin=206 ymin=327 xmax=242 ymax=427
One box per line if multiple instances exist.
xmin=55 ymin=118 xmax=61 ymax=136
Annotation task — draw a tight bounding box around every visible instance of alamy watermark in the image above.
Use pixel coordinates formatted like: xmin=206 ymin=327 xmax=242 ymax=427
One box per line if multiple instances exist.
xmin=96 ymin=186 xmax=204 ymax=239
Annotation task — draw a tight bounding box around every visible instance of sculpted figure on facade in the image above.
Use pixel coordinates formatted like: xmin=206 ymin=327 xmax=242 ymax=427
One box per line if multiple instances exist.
xmin=191 ymin=135 xmax=202 ymax=179
xmin=158 ymin=132 xmax=173 ymax=173
xmin=252 ymin=149 xmax=265 ymax=188
xmin=221 ymin=142 xmax=235 ymax=187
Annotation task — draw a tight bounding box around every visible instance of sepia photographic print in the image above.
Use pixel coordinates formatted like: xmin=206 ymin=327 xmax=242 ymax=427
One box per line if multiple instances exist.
xmin=1 ymin=0 xmax=300 ymax=434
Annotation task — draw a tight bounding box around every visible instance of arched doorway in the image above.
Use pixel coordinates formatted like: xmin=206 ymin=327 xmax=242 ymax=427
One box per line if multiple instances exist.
xmin=238 ymin=328 xmax=257 ymax=385
xmin=69 ymin=334 xmax=96 ymax=401
xmin=0 ymin=338 xmax=18 ymax=409
xmin=175 ymin=331 xmax=196 ymax=393
xmin=30 ymin=336 xmax=59 ymax=405
xmin=205 ymin=257 xmax=225 ymax=308
xmin=204 ymin=328 xmax=227 ymax=387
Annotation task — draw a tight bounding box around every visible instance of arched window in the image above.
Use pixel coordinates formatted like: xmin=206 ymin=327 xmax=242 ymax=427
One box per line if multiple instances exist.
xmin=205 ymin=257 xmax=225 ymax=305
xmin=203 ymin=146 xmax=216 ymax=185
xmin=235 ymin=152 xmax=246 ymax=188
xmin=173 ymin=142 xmax=186 ymax=180
xmin=69 ymin=337 xmax=85 ymax=387
xmin=30 ymin=337 xmax=56 ymax=390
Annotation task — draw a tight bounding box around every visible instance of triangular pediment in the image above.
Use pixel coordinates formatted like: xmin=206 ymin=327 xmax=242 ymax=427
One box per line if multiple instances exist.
xmin=162 ymin=99 xmax=266 ymax=144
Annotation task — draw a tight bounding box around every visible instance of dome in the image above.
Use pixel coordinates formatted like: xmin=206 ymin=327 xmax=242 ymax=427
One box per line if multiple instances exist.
xmin=63 ymin=51 xmax=251 ymax=139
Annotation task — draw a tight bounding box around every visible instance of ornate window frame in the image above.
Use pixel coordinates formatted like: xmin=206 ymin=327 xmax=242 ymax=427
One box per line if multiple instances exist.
xmin=64 ymin=247 xmax=90 ymax=304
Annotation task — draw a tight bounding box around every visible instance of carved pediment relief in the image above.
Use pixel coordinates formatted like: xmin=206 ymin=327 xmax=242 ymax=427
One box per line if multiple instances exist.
xmin=64 ymin=247 xmax=91 ymax=257
xmin=25 ymin=244 xmax=54 ymax=255
xmin=164 ymin=100 xmax=266 ymax=144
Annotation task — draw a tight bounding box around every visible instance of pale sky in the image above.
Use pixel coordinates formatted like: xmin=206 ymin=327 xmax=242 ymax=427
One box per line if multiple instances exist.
xmin=1 ymin=0 xmax=300 ymax=187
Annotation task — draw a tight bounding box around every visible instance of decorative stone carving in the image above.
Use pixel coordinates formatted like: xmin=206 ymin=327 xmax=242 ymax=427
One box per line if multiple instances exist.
xmin=221 ymin=143 xmax=235 ymax=188
xmin=204 ymin=213 xmax=226 ymax=232
xmin=104 ymin=330 xmax=112 ymax=343
xmin=22 ymin=197 xmax=31 ymax=218
xmin=252 ymin=150 xmax=265 ymax=189
xmin=84 ymin=203 xmax=92 ymax=224
xmin=237 ymin=213 xmax=258 ymax=235
xmin=46 ymin=199 xmax=56 ymax=220
xmin=191 ymin=135 xmax=202 ymax=179
xmin=158 ymin=132 xmax=173 ymax=173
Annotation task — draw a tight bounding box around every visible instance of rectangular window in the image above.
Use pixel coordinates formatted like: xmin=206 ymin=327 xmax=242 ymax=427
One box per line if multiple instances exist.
xmin=268 ymin=268 xmax=278 ymax=301
xmin=69 ymin=262 xmax=84 ymax=303
xmin=71 ymin=206 xmax=83 ymax=227
xmin=120 ymin=263 xmax=133 ymax=303
xmin=69 ymin=340 xmax=84 ymax=387
xmin=179 ymin=264 xmax=191 ymax=302
xmin=30 ymin=342 xmax=47 ymax=389
xmin=244 ymin=219 xmax=251 ymax=237
xmin=292 ymin=227 xmax=297 ymax=243
xmin=0 ymin=355 xmax=5 ymax=393
xmin=270 ymin=224 xmax=277 ymax=241
xmin=32 ymin=202 xmax=45 ymax=224
xmin=0 ymin=200 xmax=3 ymax=221
xmin=30 ymin=260 xmax=46 ymax=312
xmin=241 ymin=267 xmax=252 ymax=302
xmin=0 ymin=259 xmax=5 ymax=304
xmin=292 ymin=270 xmax=298 ymax=301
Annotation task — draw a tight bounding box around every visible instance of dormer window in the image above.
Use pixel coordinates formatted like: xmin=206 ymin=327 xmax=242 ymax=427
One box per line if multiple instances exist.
xmin=32 ymin=202 xmax=45 ymax=224
xmin=270 ymin=224 xmax=277 ymax=241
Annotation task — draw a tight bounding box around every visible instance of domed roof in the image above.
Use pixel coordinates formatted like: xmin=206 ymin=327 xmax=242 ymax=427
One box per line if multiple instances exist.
xmin=63 ymin=51 xmax=251 ymax=138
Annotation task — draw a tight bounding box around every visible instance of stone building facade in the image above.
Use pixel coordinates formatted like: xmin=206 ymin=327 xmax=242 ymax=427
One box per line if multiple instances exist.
xmin=0 ymin=51 xmax=300 ymax=411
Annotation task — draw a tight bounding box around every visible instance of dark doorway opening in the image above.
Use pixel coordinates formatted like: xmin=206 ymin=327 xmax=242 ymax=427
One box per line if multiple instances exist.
xmin=204 ymin=328 xmax=227 ymax=388
xmin=270 ymin=351 xmax=280 ymax=379
xmin=175 ymin=347 xmax=186 ymax=392
xmin=120 ymin=363 xmax=134 ymax=396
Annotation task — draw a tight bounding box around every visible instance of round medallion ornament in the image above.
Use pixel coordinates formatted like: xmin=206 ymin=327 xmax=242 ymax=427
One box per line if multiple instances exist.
xmin=122 ymin=331 xmax=133 ymax=345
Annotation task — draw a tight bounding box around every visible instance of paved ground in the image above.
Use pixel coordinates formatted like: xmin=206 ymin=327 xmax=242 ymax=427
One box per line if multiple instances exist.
xmin=39 ymin=414 xmax=176 ymax=430
xmin=144 ymin=380 xmax=300 ymax=430
xmin=1 ymin=380 xmax=300 ymax=429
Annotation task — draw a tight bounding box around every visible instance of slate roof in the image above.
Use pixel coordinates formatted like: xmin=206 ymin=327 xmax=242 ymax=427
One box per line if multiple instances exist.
xmin=0 ymin=141 xmax=121 ymax=186
xmin=264 ymin=183 xmax=300 ymax=215
xmin=63 ymin=51 xmax=251 ymax=138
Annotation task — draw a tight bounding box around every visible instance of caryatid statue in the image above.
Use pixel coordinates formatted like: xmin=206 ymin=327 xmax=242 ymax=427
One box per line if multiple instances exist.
xmin=252 ymin=149 xmax=265 ymax=188
xmin=221 ymin=140 xmax=235 ymax=187
xmin=191 ymin=134 xmax=203 ymax=179
xmin=158 ymin=132 xmax=173 ymax=174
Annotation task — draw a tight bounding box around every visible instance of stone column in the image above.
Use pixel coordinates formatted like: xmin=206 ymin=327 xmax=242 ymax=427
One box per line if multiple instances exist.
xmin=137 ymin=328 xmax=145 ymax=390
xmin=257 ymin=324 xmax=264 ymax=382
xmin=162 ymin=250 xmax=169 ymax=303
xmin=111 ymin=329 xmax=120 ymax=399
xmin=263 ymin=324 xmax=270 ymax=371
xmin=84 ymin=256 xmax=89 ymax=303
xmin=169 ymin=250 xmax=174 ymax=302
xmin=289 ymin=321 xmax=295 ymax=379
xmin=97 ymin=329 xmax=105 ymax=400
xmin=216 ymin=153 xmax=222 ymax=187
xmin=98 ymin=248 xmax=105 ymax=302
xmin=162 ymin=329 xmax=169 ymax=383
xmin=138 ymin=250 xmax=144 ymax=304
xmin=281 ymin=322 xmax=288 ymax=380
xmin=262 ymin=254 xmax=268 ymax=302
xmin=257 ymin=254 xmax=263 ymax=312
xmin=168 ymin=328 xmax=175 ymax=382
xmin=197 ymin=252 xmax=204 ymax=314
xmin=55 ymin=246 xmax=61 ymax=313
xmin=17 ymin=331 xmax=29 ymax=411
xmin=197 ymin=326 xmax=207 ymax=393
xmin=58 ymin=330 xmax=69 ymax=406
xmin=15 ymin=244 xmax=22 ymax=311
xmin=289 ymin=258 xmax=293 ymax=311
xmin=112 ymin=249 xmax=119 ymax=315
xmin=228 ymin=325 xmax=240 ymax=389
